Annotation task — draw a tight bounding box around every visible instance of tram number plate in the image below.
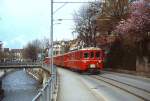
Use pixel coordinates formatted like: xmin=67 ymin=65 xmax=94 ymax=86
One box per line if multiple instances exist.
xmin=90 ymin=64 xmax=95 ymax=68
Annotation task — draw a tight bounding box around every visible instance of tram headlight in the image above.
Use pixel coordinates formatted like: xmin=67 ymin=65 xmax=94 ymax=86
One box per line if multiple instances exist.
xmin=90 ymin=64 xmax=95 ymax=68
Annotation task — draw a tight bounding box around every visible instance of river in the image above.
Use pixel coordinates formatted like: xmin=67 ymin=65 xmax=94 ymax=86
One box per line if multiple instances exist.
xmin=2 ymin=70 xmax=39 ymax=101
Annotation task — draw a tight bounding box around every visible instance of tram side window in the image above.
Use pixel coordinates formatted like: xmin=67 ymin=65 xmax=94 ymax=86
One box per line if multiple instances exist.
xmin=80 ymin=52 xmax=82 ymax=59
xmin=96 ymin=52 xmax=100 ymax=58
xmin=69 ymin=54 xmax=71 ymax=60
xmin=76 ymin=52 xmax=79 ymax=59
xmin=84 ymin=52 xmax=89 ymax=58
xmin=90 ymin=52 xmax=94 ymax=58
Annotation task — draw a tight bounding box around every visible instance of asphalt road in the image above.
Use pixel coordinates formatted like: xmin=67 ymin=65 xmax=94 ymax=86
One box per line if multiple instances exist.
xmin=57 ymin=68 xmax=103 ymax=101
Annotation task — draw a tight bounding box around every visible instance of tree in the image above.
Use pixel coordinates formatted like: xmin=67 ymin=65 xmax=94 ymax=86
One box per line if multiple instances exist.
xmin=73 ymin=1 xmax=102 ymax=47
xmin=99 ymin=0 xmax=149 ymax=70
xmin=22 ymin=38 xmax=50 ymax=61
xmin=115 ymin=0 xmax=150 ymax=35
xmin=114 ymin=0 xmax=150 ymax=70
xmin=23 ymin=39 xmax=41 ymax=61
xmin=40 ymin=37 xmax=49 ymax=59
xmin=41 ymin=37 xmax=49 ymax=49
xmin=115 ymin=0 xmax=150 ymax=49
xmin=96 ymin=0 xmax=130 ymax=34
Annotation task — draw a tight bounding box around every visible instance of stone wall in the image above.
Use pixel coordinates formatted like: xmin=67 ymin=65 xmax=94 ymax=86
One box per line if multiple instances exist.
xmin=136 ymin=57 xmax=150 ymax=73
xmin=26 ymin=68 xmax=50 ymax=85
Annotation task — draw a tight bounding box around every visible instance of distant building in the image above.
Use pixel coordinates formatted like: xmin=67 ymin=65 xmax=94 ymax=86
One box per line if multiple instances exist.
xmin=53 ymin=41 xmax=65 ymax=56
xmin=4 ymin=48 xmax=9 ymax=53
xmin=11 ymin=49 xmax=23 ymax=61
xmin=52 ymin=39 xmax=87 ymax=56
xmin=53 ymin=43 xmax=62 ymax=55
xmin=53 ymin=40 xmax=70 ymax=56
xmin=69 ymin=39 xmax=84 ymax=51
xmin=0 ymin=41 xmax=2 ymax=51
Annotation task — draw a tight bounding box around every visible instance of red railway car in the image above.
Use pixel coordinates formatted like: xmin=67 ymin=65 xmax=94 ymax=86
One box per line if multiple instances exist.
xmin=44 ymin=47 xmax=104 ymax=73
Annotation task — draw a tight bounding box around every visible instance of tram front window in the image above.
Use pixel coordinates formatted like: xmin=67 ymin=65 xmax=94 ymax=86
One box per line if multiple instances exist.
xmin=84 ymin=52 xmax=89 ymax=58
xmin=90 ymin=52 xmax=94 ymax=58
xmin=96 ymin=52 xmax=100 ymax=58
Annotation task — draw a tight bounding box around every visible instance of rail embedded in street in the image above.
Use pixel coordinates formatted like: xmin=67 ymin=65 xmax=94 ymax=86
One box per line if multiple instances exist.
xmin=91 ymin=75 xmax=150 ymax=101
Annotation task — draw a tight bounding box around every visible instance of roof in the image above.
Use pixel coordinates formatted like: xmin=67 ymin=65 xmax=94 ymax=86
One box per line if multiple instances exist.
xmin=80 ymin=47 xmax=102 ymax=51
xmin=52 ymin=47 xmax=102 ymax=57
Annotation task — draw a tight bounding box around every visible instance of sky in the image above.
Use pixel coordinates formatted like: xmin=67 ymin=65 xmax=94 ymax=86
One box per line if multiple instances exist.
xmin=0 ymin=0 xmax=95 ymax=49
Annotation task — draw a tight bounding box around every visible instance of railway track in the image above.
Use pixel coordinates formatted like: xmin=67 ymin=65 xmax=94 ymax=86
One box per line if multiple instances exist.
xmin=100 ymin=75 xmax=150 ymax=93
xmin=102 ymin=71 xmax=150 ymax=83
xmin=91 ymin=75 xmax=150 ymax=101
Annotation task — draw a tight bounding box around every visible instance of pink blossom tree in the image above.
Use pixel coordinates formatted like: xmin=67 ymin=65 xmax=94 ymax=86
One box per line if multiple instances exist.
xmin=115 ymin=0 xmax=150 ymax=38
xmin=114 ymin=0 xmax=150 ymax=70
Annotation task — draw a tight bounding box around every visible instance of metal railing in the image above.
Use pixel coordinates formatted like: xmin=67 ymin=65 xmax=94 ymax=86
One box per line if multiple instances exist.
xmin=32 ymin=65 xmax=57 ymax=101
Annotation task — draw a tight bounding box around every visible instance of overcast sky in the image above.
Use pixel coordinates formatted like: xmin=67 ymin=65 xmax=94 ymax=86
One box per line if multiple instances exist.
xmin=0 ymin=0 xmax=95 ymax=49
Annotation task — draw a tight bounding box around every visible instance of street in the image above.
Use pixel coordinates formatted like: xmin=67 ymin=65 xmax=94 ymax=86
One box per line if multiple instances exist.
xmin=57 ymin=67 xmax=103 ymax=101
xmin=57 ymin=67 xmax=150 ymax=101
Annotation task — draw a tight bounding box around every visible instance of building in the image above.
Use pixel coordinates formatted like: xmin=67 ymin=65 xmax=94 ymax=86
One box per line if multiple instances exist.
xmin=4 ymin=48 xmax=9 ymax=53
xmin=11 ymin=49 xmax=23 ymax=61
xmin=52 ymin=40 xmax=71 ymax=56
xmin=0 ymin=41 xmax=2 ymax=52
xmin=69 ymin=39 xmax=84 ymax=51
xmin=53 ymin=41 xmax=65 ymax=56
xmin=53 ymin=43 xmax=62 ymax=56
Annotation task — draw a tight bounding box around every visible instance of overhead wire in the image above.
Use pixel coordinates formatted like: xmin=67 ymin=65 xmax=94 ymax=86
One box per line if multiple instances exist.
xmin=53 ymin=1 xmax=94 ymax=3
xmin=53 ymin=3 xmax=68 ymax=14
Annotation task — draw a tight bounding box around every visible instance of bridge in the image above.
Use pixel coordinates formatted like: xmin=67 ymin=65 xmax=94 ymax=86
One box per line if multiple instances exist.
xmin=0 ymin=62 xmax=52 ymax=73
xmin=0 ymin=62 xmax=42 ymax=69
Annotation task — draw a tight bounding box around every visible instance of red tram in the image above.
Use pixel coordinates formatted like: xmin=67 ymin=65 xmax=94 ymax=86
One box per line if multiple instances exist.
xmin=44 ymin=47 xmax=104 ymax=73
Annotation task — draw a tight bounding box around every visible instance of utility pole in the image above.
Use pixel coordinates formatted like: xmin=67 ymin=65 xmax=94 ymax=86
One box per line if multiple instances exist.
xmin=50 ymin=0 xmax=53 ymax=73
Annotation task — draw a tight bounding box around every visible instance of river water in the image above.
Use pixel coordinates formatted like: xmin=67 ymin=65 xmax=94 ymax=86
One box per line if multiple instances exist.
xmin=2 ymin=70 xmax=39 ymax=101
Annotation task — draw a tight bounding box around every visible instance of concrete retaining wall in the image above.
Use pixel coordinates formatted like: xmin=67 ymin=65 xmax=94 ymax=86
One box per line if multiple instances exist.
xmin=26 ymin=68 xmax=50 ymax=85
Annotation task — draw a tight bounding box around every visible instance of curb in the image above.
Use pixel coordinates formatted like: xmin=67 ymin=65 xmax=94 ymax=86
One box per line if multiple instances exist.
xmin=104 ymin=68 xmax=150 ymax=78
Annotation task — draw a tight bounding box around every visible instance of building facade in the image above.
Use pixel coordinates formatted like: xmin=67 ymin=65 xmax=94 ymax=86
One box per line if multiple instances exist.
xmin=11 ymin=49 xmax=23 ymax=61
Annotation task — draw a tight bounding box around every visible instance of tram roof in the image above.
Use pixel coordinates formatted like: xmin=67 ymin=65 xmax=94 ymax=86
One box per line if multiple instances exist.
xmin=79 ymin=47 xmax=102 ymax=51
xmin=52 ymin=47 xmax=102 ymax=57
